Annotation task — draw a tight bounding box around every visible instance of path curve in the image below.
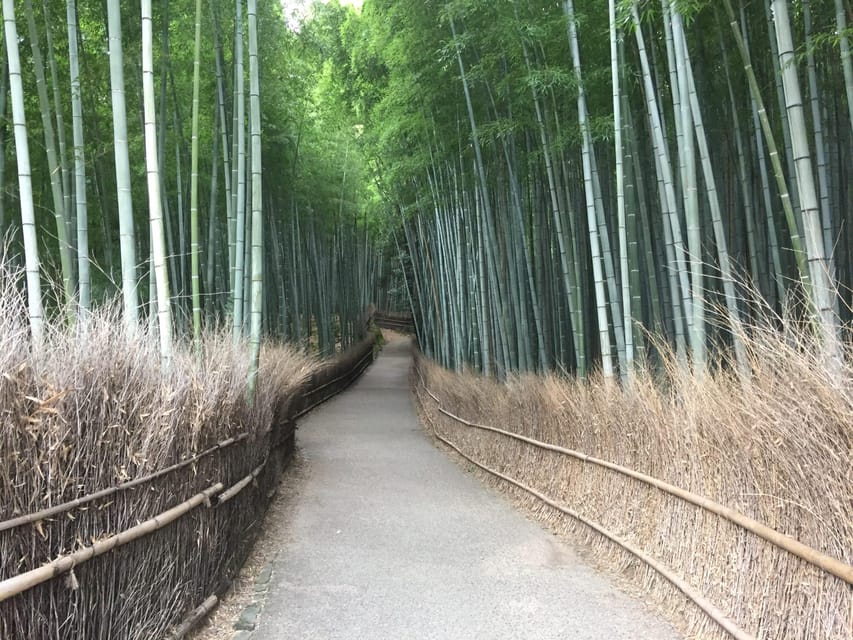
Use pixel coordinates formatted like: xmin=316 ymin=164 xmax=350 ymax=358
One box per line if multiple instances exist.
xmin=253 ymin=334 xmax=681 ymax=639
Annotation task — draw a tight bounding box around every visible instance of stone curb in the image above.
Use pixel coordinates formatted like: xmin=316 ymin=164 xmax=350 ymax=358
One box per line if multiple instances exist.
xmin=230 ymin=562 xmax=274 ymax=639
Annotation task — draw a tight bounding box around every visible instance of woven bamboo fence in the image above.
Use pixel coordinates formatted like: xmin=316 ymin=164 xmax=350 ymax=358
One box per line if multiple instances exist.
xmin=0 ymin=333 xmax=376 ymax=639
xmin=373 ymin=310 xmax=415 ymax=334
xmin=414 ymin=355 xmax=852 ymax=640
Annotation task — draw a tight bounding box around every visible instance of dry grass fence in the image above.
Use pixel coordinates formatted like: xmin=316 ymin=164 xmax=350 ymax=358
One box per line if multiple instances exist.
xmin=0 ymin=263 xmax=377 ymax=639
xmin=414 ymin=320 xmax=852 ymax=640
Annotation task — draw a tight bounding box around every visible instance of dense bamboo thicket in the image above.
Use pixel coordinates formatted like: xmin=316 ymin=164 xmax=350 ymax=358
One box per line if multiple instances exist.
xmin=0 ymin=0 xmax=381 ymax=365
xmin=415 ymin=312 xmax=852 ymax=639
xmin=333 ymin=2 xmax=853 ymax=635
xmin=341 ymin=0 xmax=853 ymax=378
xmin=0 ymin=3 xmax=383 ymax=635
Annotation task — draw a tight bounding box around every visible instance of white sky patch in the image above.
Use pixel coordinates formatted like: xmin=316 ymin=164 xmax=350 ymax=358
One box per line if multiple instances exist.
xmin=280 ymin=0 xmax=363 ymax=30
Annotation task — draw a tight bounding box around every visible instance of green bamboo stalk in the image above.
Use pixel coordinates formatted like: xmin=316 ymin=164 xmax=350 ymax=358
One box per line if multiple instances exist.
xmin=232 ymin=0 xmax=247 ymax=340
xmin=3 ymin=0 xmax=43 ymax=343
xmin=564 ymin=0 xmax=613 ymax=378
xmin=24 ymin=0 xmax=73 ymax=308
xmin=836 ymin=0 xmax=853 ymax=134
xmin=190 ymin=0 xmax=202 ymax=351
xmin=611 ymin=0 xmax=633 ymax=377
xmin=771 ymin=0 xmax=839 ymax=356
xmin=67 ymin=0 xmax=89 ymax=314
xmin=142 ymin=0 xmax=173 ymax=368
xmin=246 ymin=0 xmax=263 ymax=396
xmin=41 ymin=0 xmax=73 ymax=266
xmin=106 ymin=0 xmax=139 ymax=332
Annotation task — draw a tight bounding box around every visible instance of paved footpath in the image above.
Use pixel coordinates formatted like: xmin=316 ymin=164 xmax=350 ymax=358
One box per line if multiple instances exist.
xmin=253 ymin=335 xmax=681 ymax=640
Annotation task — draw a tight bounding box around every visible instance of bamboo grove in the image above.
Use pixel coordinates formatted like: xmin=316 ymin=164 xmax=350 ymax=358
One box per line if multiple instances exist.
xmin=0 ymin=0 xmax=381 ymax=376
xmin=345 ymin=0 xmax=853 ymax=379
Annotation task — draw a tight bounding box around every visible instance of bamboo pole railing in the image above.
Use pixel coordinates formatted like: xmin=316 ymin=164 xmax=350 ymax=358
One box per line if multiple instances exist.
xmin=428 ymin=423 xmax=756 ymax=640
xmin=416 ymin=375 xmax=853 ymax=586
xmin=172 ymin=595 xmax=219 ymax=638
xmin=0 ymin=330 xmax=379 ymax=616
xmin=0 ymin=433 xmax=250 ymax=533
xmin=373 ymin=310 xmax=415 ymax=334
xmin=0 ymin=483 xmax=224 ymax=603
xmin=217 ymin=459 xmax=267 ymax=504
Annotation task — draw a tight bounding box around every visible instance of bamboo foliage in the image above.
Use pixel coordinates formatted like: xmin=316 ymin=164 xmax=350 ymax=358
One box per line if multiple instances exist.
xmin=0 ymin=0 xmax=848 ymax=386
xmin=0 ymin=0 xmax=380 ymax=371
xmin=354 ymin=0 xmax=853 ymax=378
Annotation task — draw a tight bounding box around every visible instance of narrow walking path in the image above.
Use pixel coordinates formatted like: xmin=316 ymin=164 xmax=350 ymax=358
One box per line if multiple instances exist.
xmin=253 ymin=335 xmax=681 ymax=639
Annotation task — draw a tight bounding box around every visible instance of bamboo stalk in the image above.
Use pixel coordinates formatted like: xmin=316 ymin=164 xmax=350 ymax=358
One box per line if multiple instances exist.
xmin=142 ymin=0 xmax=172 ymax=367
xmin=217 ymin=460 xmax=265 ymax=504
xmin=66 ymin=0 xmax=90 ymax=314
xmin=246 ymin=0 xmax=264 ymax=396
xmin=106 ymin=0 xmax=138 ymax=331
xmin=172 ymin=595 xmax=219 ymax=638
xmin=3 ymin=0 xmax=44 ymax=343
xmin=23 ymin=0 xmax=72 ymax=308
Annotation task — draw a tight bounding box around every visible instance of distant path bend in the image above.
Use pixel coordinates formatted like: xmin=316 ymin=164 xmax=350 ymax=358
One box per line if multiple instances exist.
xmin=253 ymin=334 xmax=681 ymax=639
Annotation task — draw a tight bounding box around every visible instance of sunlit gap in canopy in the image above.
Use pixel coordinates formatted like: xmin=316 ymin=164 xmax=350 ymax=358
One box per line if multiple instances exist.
xmin=280 ymin=0 xmax=364 ymax=31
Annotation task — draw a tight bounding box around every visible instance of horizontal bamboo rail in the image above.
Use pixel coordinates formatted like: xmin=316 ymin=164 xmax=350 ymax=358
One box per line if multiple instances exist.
xmin=0 ymin=331 xmax=380 ymax=611
xmin=173 ymin=595 xmax=219 ymax=638
xmin=417 ymin=376 xmax=853 ymax=586
xmin=294 ymin=346 xmax=374 ymax=417
xmin=217 ymin=460 xmax=267 ymax=504
xmin=0 ymin=434 xmax=249 ymax=533
xmin=373 ymin=310 xmax=415 ymax=334
xmin=0 ymin=483 xmax=224 ymax=603
xmin=428 ymin=423 xmax=755 ymax=640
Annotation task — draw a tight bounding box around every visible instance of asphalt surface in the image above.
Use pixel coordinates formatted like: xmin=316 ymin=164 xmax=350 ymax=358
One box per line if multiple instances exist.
xmin=253 ymin=335 xmax=681 ymax=639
